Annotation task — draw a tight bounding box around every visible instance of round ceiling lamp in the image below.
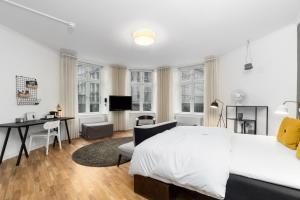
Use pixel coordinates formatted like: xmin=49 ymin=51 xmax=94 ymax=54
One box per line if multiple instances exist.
xmin=133 ymin=30 xmax=155 ymax=46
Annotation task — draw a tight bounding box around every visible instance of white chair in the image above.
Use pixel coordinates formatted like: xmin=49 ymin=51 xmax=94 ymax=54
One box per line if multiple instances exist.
xmin=28 ymin=121 xmax=62 ymax=155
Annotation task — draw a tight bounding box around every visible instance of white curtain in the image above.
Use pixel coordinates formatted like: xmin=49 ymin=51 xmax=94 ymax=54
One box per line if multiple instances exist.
xmin=204 ymin=56 xmax=219 ymax=127
xmin=156 ymin=67 xmax=172 ymax=123
xmin=59 ymin=49 xmax=79 ymax=139
xmin=111 ymin=66 xmax=127 ymax=131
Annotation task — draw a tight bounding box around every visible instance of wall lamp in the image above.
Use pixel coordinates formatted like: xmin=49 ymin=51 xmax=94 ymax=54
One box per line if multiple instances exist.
xmin=275 ymin=100 xmax=300 ymax=119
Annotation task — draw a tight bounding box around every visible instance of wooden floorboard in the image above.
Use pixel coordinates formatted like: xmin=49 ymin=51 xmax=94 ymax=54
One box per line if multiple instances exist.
xmin=0 ymin=131 xmax=146 ymax=200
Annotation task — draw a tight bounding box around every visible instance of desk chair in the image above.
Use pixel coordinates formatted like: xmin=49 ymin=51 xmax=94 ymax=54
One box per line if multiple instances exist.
xmin=28 ymin=121 xmax=62 ymax=155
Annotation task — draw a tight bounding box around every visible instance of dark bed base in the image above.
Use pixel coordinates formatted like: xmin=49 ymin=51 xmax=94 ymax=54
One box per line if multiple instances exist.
xmin=134 ymin=174 xmax=300 ymax=200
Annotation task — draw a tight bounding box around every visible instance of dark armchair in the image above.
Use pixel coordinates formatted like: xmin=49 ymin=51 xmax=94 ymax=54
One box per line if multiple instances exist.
xmin=136 ymin=115 xmax=156 ymax=126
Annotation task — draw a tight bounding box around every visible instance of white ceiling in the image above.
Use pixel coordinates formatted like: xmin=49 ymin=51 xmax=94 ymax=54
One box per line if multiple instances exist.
xmin=0 ymin=0 xmax=299 ymax=68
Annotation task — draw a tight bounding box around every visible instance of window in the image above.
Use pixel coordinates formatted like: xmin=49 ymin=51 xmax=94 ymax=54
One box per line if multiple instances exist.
xmin=77 ymin=62 xmax=101 ymax=113
xmin=130 ymin=71 xmax=153 ymax=111
xmin=180 ymin=67 xmax=204 ymax=113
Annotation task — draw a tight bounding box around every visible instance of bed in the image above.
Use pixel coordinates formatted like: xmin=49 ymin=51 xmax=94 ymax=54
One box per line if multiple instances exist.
xmin=129 ymin=125 xmax=300 ymax=200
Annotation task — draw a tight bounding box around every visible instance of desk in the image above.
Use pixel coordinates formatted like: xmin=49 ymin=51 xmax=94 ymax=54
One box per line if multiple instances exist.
xmin=0 ymin=117 xmax=74 ymax=166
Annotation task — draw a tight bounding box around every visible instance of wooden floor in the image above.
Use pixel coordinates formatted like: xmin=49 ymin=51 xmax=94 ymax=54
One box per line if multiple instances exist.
xmin=0 ymin=131 xmax=146 ymax=200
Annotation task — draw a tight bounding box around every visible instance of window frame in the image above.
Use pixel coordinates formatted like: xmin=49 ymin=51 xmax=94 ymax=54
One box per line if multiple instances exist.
xmin=77 ymin=61 xmax=102 ymax=114
xmin=179 ymin=65 xmax=205 ymax=114
xmin=130 ymin=70 xmax=154 ymax=112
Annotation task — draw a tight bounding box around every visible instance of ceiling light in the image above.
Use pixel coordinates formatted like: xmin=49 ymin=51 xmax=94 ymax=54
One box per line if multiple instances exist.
xmin=133 ymin=30 xmax=155 ymax=46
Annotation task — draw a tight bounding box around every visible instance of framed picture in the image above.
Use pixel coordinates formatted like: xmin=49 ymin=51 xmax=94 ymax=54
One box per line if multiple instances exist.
xmin=26 ymin=112 xmax=36 ymax=121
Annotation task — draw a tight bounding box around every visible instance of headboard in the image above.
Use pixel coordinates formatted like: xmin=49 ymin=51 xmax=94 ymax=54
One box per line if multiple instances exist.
xmin=134 ymin=121 xmax=177 ymax=146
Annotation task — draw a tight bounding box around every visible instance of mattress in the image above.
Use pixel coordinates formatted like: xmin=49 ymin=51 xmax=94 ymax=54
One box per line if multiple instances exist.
xmin=230 ymin=134 xmax=300 ymax=190
xmin=130 ymin=126 xmax=232 ymax=199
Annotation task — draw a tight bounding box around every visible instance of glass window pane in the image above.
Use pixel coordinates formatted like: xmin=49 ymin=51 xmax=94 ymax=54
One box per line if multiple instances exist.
xmin=78 ymin=82 xmax=86 ymax=113
xmin=182 ymin=84 xmax=192 ymax=96
xmin=181 ymin=70 xmax=191 ymax=81
xmin=90 ymin=66 xmax=100 ymax=80
xmin=131 ymin=85 xmax=140 ymax=111
xmin=144 ymin=72 xmax=152 ymax=83
xmin=194 ymin=68 xmax=204 ymax=81
xmin=144 ymin=86 xmax=152 ymax=103
xmin=182 ymin=103 xmax=190 ymax=112
xmin=194 ymin=83 xmax=204 ymax=96
xmin=77 ymin=62 xmax=101 ymax=113
xmin=143 ymin=104 xmax=152 ymax=111
xmin=181 ymin=84 xmax=191 ymax=112
xmin=90 ymin=83 xmax=100 ymax=112
xmin=131 ymin=71 xmax=140 ymax=82
xmin=132 ymin=103 xmax=140 ymax=111
xmin=194 ymin=96 xmax=204 ymax=113
xmin=194 ymin=80 xmax=204 ymax=112
xmin=131 ymin=71 xmax=153 ymax=112
xmin=143 ymin=86 xmax=152 ymax=111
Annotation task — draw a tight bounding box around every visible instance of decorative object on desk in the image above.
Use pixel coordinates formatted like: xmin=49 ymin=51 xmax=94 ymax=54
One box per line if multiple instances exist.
xmin=45 ymin=115 xmax=55 ymax=119
xmin=237 ymin=113 xmax=243 ymax=120
xmin=275 ymin=101 xmax=300 ymax=119
xmin=210 ymin=99 xmax=225 ymax=127
xmin=49 ymin=111 xmax=59 ymax=117
xmin=15 ymin=118 xmax=24 ymax=123
xmin=56 ymin=104 xmax=63 ymax=117
xmin=231 ymin=89 xmax=246 ymax=105
xmin=26 ymin=112 xmax=36 ymax=121
xmin=244 ymin=40 xmax=253 ymax=70
xmin=16 ymin=75 xmax=41 ymax=105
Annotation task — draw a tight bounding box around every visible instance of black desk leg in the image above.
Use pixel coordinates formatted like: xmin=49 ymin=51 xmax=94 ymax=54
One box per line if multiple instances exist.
xmin=65 ymin=120 xmax=71 ymax=144
xmin=16 ymin=126 xmax=29 ymax=166
xmin=0 ymin=128 xmax=11 ymax=165
xmin=17 ymin=127 xmax=29 ymax=158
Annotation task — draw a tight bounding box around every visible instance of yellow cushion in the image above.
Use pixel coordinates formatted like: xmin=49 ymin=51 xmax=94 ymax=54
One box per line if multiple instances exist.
xmin=277 ymin=117 xmax=300 ymax=150
xmin=296 ymin=143 xmax=300 ymax=159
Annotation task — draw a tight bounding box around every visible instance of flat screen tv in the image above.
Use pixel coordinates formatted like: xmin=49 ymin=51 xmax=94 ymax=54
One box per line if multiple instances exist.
xmin=109 ymin=96 xmax=132 ymax=111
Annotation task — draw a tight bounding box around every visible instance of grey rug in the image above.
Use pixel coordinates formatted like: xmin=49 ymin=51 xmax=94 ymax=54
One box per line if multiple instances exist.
xmin=72 ymin=137 xmax=133 ymax=167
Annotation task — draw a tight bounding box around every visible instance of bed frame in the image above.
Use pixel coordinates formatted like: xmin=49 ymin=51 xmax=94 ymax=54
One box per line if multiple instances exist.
xmin=132 ymin=123 xmax=300 ymax=200
xmin=134 ymin=174 xmax=300 ymax=200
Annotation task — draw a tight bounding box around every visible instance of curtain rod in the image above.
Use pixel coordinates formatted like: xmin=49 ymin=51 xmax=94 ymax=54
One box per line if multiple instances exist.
xmin=2 ymin=0 xmax=75 ymax=29
xmin=177 ymin=63 xmax=204 ymax=70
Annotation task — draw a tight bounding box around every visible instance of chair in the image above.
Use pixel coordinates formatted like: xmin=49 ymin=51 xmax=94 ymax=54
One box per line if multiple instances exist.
xmin=136 ymin=115 xmax=155 ymax=126
xmin=28 ymin=121 xmax=62 ymax=155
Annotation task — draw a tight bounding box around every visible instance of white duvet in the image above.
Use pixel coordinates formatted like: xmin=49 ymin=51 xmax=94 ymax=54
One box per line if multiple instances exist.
xmin=129 ymin=126 xmax=232 ymax=199
xmin=230 ymin=134 xmax=300 ymax=190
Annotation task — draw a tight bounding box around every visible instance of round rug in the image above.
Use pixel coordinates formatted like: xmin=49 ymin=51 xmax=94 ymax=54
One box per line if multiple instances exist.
xmin=72 ymin=137 xmax=133 ymax=167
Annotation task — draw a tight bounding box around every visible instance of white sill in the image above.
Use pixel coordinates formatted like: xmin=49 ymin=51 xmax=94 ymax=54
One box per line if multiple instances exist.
xmin=175 ymin=112 xmax=204 ymax=116
xmin=129 ymin=111 xmax=156 ymax=114
xmin=78 ymin=113 xmax=107 ymax=116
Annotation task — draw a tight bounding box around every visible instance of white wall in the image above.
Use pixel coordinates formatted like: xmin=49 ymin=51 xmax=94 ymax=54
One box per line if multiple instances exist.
xmin=0 ymin=25 xmax=60 ymax=160
xmin=218 ymin=24 xmax=298 ymax=135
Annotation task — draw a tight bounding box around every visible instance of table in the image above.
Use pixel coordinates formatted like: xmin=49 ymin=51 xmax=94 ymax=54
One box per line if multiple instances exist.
xmin=0 ymin=117 xmax=74 ymax=166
